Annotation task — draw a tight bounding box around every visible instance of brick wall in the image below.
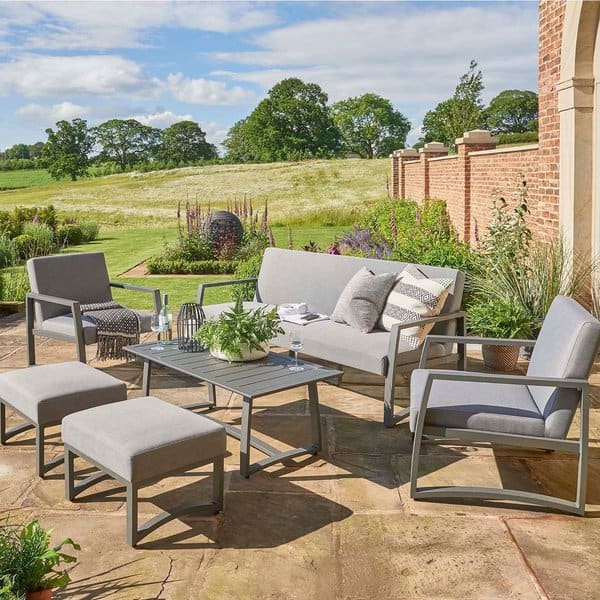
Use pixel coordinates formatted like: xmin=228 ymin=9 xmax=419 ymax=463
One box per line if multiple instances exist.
xmin=390 ymin=0 xmax=566 ymax=244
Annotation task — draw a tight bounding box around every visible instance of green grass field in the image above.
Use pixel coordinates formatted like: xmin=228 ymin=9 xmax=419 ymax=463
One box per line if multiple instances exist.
xmin=0 ymin=158 xmax=388 ymax=226
xmin=0 ymin=159 xmax=370 ymax=308
xmin=0 ymin=170 xmax=55 ymax=191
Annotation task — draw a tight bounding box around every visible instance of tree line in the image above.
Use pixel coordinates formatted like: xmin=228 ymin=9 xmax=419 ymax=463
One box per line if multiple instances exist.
xmin=2 ymin=60 xmax=538 ymax=180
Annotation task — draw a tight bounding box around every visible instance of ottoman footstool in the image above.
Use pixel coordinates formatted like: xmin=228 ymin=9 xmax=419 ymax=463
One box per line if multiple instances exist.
xmin=0 ymin=362 xmax=126 ymax=478
xmin=62 ymin=396 xmax=227 ymax=547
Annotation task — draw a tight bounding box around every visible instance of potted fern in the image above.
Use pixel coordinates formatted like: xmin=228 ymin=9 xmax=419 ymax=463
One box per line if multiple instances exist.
xmin=195 ymin=298 xmax=283 ymax=362
xmin=0 ymin=519 xmax=79 ymax=600
xmin=467 ymin=297 xmax=533 ymax=371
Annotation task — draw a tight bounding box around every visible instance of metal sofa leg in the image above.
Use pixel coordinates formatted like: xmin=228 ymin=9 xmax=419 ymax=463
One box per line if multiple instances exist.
xmin=35 ymin=425 xmax=45 ymax=479
xmin=213 ymin=457 xmax=224 ymax=510
xmin=383 ymin=367 xmax=409 ymax=427
xmin=76 ymin=338 xmax=87 ymax=363
xmin=65 ymin=447 xmax=75 ymax=501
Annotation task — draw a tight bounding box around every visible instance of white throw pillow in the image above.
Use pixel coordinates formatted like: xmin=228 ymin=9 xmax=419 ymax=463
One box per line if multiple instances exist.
xmin=379 ymin=267 xmax=453 ymax=348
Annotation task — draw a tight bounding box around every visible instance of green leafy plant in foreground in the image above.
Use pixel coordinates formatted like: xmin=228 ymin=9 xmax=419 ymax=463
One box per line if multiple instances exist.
xmin=0 ymin=519 xmax=80 ymax=595
xmin=195 ymin=297 xmax=283 ymax=360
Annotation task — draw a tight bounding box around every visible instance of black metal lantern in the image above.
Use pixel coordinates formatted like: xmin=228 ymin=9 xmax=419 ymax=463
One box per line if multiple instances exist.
xmin=177 ymin=303 xmax=205 ymax=352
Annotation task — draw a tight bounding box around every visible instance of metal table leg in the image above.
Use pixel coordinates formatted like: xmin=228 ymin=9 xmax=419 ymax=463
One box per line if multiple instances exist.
xmin=142 ymin=359 xmax=152 ymax=395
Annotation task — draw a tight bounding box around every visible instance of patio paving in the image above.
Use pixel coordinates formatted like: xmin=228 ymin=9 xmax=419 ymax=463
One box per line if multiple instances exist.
xmin=2 ymin=312 xmax=600 ymax=599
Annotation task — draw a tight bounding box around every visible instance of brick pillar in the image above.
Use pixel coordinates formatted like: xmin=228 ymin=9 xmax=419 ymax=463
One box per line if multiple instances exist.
xmin=455 ymin=130 xmax=498 ymax=241
xmin=419 ymin=142 xmax=449 ymax=200
xmin=391 ymin=148 xmax=419 ymax=198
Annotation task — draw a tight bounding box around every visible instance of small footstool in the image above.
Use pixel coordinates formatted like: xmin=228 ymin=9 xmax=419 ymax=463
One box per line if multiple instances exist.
xmin=62 ymin=396 xmax=227 ymax=547
xmin=0 ymin=362 xmax=126 ymax=477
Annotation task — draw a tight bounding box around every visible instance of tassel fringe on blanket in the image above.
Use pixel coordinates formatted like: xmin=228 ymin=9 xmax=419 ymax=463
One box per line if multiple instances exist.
xmin=80 ymin=301 xmax=141 ymax=361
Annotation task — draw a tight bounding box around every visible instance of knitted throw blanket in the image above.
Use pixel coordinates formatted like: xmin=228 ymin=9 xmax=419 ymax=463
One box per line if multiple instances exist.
xmin=80 ymin=301 xmax=140 ymax=361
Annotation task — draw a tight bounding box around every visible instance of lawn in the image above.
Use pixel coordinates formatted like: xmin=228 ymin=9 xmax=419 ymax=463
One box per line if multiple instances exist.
xmin=0 ymin=159 xmax=388 ymax=227
xmin=0 ymin=170 xmax=55 ymax=190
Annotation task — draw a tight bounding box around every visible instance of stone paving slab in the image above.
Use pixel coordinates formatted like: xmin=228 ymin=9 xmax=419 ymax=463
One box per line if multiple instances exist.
xmin=2 ymin=314 xmax=600 ymax=598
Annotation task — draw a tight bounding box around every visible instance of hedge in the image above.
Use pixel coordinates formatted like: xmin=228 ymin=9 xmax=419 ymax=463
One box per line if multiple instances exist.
xmin=147 ymin=257 xmax=239 ymax=275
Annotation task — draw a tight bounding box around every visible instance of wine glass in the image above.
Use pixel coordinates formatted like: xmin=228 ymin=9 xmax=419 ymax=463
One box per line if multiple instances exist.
xmin=150 ymin=314 xmax=164 ymax=351
xmin=289 ymin=330 xmax=304 ymax=372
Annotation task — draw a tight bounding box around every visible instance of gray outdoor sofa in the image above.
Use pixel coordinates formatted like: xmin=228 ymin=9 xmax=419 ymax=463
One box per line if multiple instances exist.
xmin=26 ymin=252 xmax=160 ymax=364
xmin=198 ymin=248 xmax=466 ymax=427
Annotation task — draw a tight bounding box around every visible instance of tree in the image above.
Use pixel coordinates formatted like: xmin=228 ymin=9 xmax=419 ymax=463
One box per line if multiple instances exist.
xmin=331 ymin=93 xmax=410 ymax=158
xmin=93 ymin=119 xmax=161 ymax=170
xmin=484 ymin=89 xmax=538 ymax=134
xmin=159 ymin=121 xmax=217 ymax=163
xmin=421 ymin=60 xmax=485 ymax=146
xmin=43 ymin=119 xmax=93 ymax=181
xmin=228 ymin=78 xmax=340 ymax=162
xmin=223 ymin=119 xmax=255 ymax=163
xmin=6 ymin=144 xmax=30 ymax=159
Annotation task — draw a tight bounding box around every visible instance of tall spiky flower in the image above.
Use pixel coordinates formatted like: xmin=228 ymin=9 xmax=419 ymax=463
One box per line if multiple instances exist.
xmin=287 ymin=227 xmax=293 ymax=250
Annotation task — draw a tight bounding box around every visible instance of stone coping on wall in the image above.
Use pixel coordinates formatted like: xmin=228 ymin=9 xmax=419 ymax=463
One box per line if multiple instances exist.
xmin=403 ymin=159 xmax=421 ymax=164
xmin=468 ymin=143 xmax=539 ymax=157
xmin=428 ymin=154 xmax=459 ymax=162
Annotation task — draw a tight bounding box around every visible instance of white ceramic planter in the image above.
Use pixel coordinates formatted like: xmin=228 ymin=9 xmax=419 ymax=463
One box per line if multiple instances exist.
xmin=210 ymin=343 xmax=269 ymax=362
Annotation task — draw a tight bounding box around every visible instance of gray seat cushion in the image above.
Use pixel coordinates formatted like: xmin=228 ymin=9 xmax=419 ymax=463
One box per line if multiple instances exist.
xmin=0 ymin=362 xmax=126 ymax=425
xmin=204 ymin=302 xmax=449 ymax=375
xmin=62 ymin=396 xmax=227 ymax=484
xmin=410 ymin=369 xmax=545 ymax=437
xmin=41 ymin=311 xmax=153 ymax=344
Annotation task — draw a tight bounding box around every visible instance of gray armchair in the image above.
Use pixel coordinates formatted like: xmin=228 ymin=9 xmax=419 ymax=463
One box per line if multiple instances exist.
xmin=409 ymin=295 xmax=600 ymax=515
xmin=26 ymin=252 xmax=160 ymax=364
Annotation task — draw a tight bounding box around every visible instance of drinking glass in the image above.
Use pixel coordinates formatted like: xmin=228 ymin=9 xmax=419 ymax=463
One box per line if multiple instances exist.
xmin=150 ymin=314 xmax=165 ymax=351
xmin=289 ymin=330 xmax=304 ymax=372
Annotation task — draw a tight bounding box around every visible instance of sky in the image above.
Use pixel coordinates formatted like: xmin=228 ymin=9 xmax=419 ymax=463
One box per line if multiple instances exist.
xmin=0 ymin=0 xmax=539 ymax=152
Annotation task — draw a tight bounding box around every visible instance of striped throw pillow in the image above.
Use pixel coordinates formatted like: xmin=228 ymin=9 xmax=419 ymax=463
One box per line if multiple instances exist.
xmin=379 ymin=268 xmax=453 ymax=348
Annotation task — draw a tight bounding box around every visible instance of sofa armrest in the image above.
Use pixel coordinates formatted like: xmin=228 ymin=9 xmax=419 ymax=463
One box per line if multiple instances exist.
xmin=387 ymin=311 xmax=466 ymax=361
xmin=110 ymin=281 xmax=161 ymax=313
xmin=197 ymin=278 xmax=258 ymax=305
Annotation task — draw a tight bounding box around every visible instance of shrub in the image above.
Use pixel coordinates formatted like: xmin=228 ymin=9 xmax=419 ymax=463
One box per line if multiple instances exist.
xmin=13 ymin=235 xmax=35 ymax=260
xmin=472 ymin=238 xmax=593 ymax=334
xmin=146 ymin=257 xmax=237 ymax=275
xmin=0 ymin=268 xmax=29 ymax=302
xmin=162 ymin=233 xmax=215 ymax=262
xmin=233 ymin=253 xmax=263 ymax=301
xmin=79 ymin=221 xmax=100 ymax=243
xmin=497 ymin=131 xmax=538 ymax=145
xmin=55 ymin=224 xmax=84 ymax=247
xmin=0 ymin=235 xmax=16 ymax=268
xmin=21 ymin=223 xmax=54 ymax=257
xmin=340 ymin=226 xmax=391 ymax=259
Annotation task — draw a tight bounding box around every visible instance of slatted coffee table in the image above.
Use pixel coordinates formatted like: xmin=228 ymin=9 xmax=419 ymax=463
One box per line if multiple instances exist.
xmin=125 ymin=343 xmax=342 ymax=478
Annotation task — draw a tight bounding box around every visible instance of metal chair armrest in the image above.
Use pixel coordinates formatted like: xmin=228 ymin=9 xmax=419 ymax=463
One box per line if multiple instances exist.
xmin=418 ymin=334 xmax=535 ymax=369
xmin=110 ymin=281 xmax=161 ymax=312
xmin=197 ymin=278 xmax=258 ymax=305
xmin=26 ymin=292 xmax=85 ymax=356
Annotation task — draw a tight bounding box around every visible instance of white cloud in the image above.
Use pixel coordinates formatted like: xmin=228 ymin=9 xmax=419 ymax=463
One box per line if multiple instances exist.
xmin=15 ymin=101 xmax=90 ymax=124
xmin=129 ymin=110 xmax=193 ymax=129
xmin=167 ymin=73 xmax=255 ymax=105
xmin=0 ymin=55 xmax=158 ymax=97
xmin=214 ymin=5 xmax=538 ymax=107
xmin=1 ymin=1 xmax=278 ymax=51
xmin=0 ymin=55 xmax=254 ymax=106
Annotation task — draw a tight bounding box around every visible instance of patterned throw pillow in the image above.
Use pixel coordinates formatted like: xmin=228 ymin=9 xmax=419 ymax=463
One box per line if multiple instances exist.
xmin=331 ymin=267 xmax=397 ymax=333
xmin=379 ymin=267 xmax=454 ymax=348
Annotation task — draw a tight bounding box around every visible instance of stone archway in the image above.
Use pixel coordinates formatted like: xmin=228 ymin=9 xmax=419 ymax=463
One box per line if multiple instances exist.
xmin=558 ymin=1 xmax=600 ymax=262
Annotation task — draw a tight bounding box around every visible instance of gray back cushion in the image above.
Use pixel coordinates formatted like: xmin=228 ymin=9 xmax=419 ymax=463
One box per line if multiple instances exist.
xmin=331 ymin=267 xmax=397 ymax=333
xmin=256 ymin=249 xmax=464 ymax=336
xmin=527 ymin=295 xmax=600 ymax=438
xmin=27 ymin=252 xmax=112 ymax=321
